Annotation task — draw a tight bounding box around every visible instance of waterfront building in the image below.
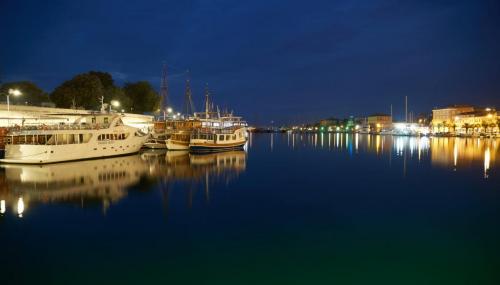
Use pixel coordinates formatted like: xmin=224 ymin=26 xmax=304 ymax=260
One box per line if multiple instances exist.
xmin=367 ymin=113 xmax=392 ymax=132
xmin=453 ymin=108 xmax=498 ymax=135
xmin=431 ymin=105 xmax=474 ymax=133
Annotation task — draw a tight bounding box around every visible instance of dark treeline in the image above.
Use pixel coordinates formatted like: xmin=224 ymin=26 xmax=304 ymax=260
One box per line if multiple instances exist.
xmin=0 ymin=71 xmax=160 ymax=114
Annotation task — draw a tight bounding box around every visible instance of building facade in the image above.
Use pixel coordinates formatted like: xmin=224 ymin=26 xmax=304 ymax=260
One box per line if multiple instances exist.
xmin=431 ymin=105 xmax=474 ymax=133
xmin=454 ymin=108 xmax=498 ymax=135
xmin=367 ymin=114 xmax=392 ymax=131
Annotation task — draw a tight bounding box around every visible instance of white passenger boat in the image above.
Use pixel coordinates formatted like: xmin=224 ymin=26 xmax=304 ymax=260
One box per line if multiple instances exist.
xmin=0 ymin=114 xmax=148 ymax=164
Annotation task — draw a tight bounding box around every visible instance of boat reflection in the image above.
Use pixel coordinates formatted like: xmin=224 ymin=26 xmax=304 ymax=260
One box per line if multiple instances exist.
xmin=0 ymin=150 xmax=247 ymax=218
xmin=286 ymin=133 xmax=498 ymax=177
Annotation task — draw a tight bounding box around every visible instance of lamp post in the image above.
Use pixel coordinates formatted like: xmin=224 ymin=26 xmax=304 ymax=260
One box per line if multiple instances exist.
xmin=166 ymin=107 xmax=173 ymax=119
xmin=6 ymin=89 xmax=22 ymax=126
xmin=109 ymin=100 xmax=120 ymax=112
xmin=7 ymin=89 xmax=22 ymax=112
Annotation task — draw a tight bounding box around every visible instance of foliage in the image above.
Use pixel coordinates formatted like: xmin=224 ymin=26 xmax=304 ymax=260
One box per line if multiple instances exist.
xmin=123 ymin=81 xmax=160 ymax=113
xmin=51 ymin=73 xmax=104 ymax=109
xmin=0 ymin=81 xmax=50 ymax=106
xmin=2 ymin=71 xmax=160 ymax=113
xmin=108 ymin=85 xmax=132 ymax=112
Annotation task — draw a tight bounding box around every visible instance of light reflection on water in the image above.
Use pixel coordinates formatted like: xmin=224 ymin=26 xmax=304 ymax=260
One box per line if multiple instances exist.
xmin=0 ymin=150 xmax=246 ymax=218
xmin=0 ymin=133 xmax=498 ymax=219
xmin=283 ymin=132 xmax=497 ymax=176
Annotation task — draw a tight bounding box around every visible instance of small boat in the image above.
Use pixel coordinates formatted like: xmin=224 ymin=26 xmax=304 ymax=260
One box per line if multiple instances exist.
xmin=166 ymin=131 xmax=191 ymax=150
xmin=0 ymin=114 xmax=148 ymax=164
xmin=143 ymin=134 xmax=168 ymax=149
xmin=189 ymin=127 xmax=247 ymax=152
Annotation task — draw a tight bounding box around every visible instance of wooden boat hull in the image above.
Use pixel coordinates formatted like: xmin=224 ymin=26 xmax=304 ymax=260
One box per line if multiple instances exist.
xmin=166 ymin=139 xmax=189 ymax=150
xmin=189 ymin=141 xmax=246 ymax=152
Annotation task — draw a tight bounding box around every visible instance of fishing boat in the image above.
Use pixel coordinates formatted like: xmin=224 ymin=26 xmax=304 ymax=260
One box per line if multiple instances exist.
xmin=187 ymin=94 xmax=248 ymax=152
xmin=143 ymin=135 xmax=168 ymax=149
xmin=166 ymin=130 xmax=191 ymax=150
xmin=0 ymin=114 xmax=148 ymax=164
xmin=189 ymin=127 xmax=247 ymax=152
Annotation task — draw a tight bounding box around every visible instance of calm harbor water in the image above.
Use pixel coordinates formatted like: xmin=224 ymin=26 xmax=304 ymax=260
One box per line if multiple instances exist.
xmin=1 ymin=133 xmax=499 ymax=284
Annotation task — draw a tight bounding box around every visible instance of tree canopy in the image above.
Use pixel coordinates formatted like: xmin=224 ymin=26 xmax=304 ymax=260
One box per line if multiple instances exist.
xmin=0 ymin=81 xmax=50 ymax=106
xmin=4 ymin=71 xmax=159 ymax=113
xmin=123 ymin=81 xmax=160 ymax=113
xmin=51 ymin=73 xmax=104 ymax=109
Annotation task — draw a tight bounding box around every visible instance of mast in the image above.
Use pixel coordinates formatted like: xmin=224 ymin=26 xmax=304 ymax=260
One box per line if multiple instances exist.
xmin=204 ymin=84 xmax=210 ymax=119
xmin=184 ymin=70 xmax=195 ymax=115
xmin=160 ymin=63 xmax=169 ymax=113
xmin=405 ymin=96 xmax=408 ymax=123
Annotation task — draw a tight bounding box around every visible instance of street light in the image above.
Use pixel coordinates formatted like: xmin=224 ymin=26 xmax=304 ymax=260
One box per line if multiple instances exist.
xmin=109 ymin=100 xmax=120 ymax=112
xmin=167 ymin=107 xmax=173 ymax=114
xmin=7 ymin=88 xmax=22 ymax=112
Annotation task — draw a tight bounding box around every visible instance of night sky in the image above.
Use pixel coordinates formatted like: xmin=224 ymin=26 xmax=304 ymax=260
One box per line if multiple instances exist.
xmin=1 ymin=0 xmax=499 ymax=125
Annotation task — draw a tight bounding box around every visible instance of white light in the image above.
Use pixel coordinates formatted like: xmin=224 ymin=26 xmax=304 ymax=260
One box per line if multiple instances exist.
xmin=0 ymin=200 xmax=5 ymax=214
xmin=111 ymin=100 xmax=120 ymax=107
xmin=17 ymin=197 xmax=24 ymax=218
xmin=176 ymin=112 xmax=180 ymax=116
xmin=167 ymin=107 xmax=173 ymax=113
xmin=8 ymin=89 xmax=22 ymax=96
xmin=173 ymin=115 xmax=177 ymax=119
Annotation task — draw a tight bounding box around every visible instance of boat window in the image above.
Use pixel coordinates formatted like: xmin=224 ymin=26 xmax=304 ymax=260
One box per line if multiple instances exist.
xmin=79 ymin=134 xmax=84 ymax=143
xmin=233 ymin=135 xmax=236 ymax=140
xmin=226 ymin=135 xmax=231 ymax=140
xmin=104 ymin=117 xmax=109 ymax=124
xmin=98 ymin=134 xmax=102 ymax=140
xmin=92 ymin=117 xmax=96 ymax=124
xmin=219 ymin=135 xmax=225 ymax=141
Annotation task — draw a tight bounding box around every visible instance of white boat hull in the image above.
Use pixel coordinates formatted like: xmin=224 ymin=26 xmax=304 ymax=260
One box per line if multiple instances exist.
xmin=1 ymin=136 xmax=146 ymax=164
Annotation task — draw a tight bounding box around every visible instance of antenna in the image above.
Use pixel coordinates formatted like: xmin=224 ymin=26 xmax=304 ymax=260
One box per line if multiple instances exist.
xmin=160 ymin=63 xmax=169 ymax=112
xmin=184 ymin=70 xmax=195 ymax=115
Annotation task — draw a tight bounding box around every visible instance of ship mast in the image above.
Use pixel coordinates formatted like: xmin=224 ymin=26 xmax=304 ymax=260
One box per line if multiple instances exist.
xmin=204 ymin=84 xmax=210 ymax=119
xmin=160 ymin=63 xmax=169 ymax=115
xmin=184 ymin=70 xmax=195 ymax=116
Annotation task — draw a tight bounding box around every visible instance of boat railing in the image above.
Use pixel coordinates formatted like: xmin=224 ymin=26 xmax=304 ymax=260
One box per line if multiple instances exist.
xmin=192 ymin=126 xmax=245 ymax=135
xmin=7 ymin=123 xmax=112 ymax=133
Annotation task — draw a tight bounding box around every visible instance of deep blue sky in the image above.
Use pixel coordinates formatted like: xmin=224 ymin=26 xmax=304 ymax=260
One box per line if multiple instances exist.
xmin=1 ymin=0 xmax=499 ymax=124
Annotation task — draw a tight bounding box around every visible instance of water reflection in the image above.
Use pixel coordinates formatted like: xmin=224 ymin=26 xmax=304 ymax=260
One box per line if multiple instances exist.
xmin=285 ymin=133 xmax=498 ymax=177
xmin=0 ymin=150 xmax=246 ymax=217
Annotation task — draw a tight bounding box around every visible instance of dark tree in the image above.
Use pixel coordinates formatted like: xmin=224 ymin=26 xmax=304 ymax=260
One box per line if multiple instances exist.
xmin=51 ymin=74 xmax=104 ymax=109
xmin=123 ymin=81 xmax=160 ymax=113
xmin=0 ymin=81 xmax=50 ymax=106
xmin=108 ymin=85 xmax=132 ymax=112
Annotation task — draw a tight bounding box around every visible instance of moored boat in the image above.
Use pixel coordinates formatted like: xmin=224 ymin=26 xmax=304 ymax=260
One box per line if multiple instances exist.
xmin=189 ymin=127 xmax=247 ymax=152
xmin=0 ymin=114 xmax=148 ymax=164
xmin=166 ymin=131 xmax=191 ymax=150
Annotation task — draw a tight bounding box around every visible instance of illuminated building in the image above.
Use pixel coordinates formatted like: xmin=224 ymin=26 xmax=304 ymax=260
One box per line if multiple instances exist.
xmin=367 ymin=114 xmax=392 ymax=132
xmin=453 ymin=108 xmax=498 ymax=135
xmin=431 ymin=105 xmax=474 ymax=133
